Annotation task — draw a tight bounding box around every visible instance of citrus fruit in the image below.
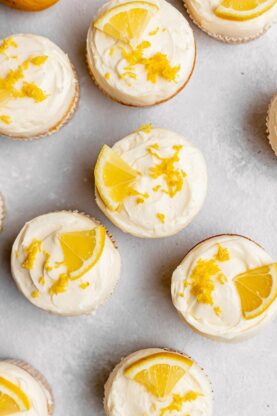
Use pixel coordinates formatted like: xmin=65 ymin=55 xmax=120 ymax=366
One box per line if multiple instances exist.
xmin=214 ymin=0 xmax=277 ymax=21
xmin=0 ymin=377 xmax=30 ymax=415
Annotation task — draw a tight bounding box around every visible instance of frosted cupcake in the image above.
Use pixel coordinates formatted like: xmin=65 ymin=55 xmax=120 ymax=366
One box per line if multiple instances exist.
xmin=0 ymin=34 xmax=78 ymax=140
xmin=0 ymin=360 xmax=53 ymax=415
xmin=267 ymin=93 xmax=277 ymax=156
xmin=11 ymin=211 xmax=121 ymax=316
xmin=1 ymin=0 xmax=59 ymax=11
xmin=0 ymin=193 xmax=4 ymax=231
xmin=184 ymin=0 xmax=277 ymax=42
xmin=104 ymin=348 xmax=213 ymax=416
xmin=87 ymin=0 xmax=196 ymax=106
xmin=94 ymin=126 xmax=207 ymax=238
xmin=171 ymin=234 xmax=277 ymax=342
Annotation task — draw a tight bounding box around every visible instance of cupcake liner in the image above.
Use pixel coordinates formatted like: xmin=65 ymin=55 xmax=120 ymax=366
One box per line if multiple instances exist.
xmin=4 ymin=359 xmax=54 ymax=415
xmin=0 ymin=0 xmax=59 ymax=11
xmin=266 ymin=93 xmax=277 ymax=156
xmin=0 ymin=193 xmax=5 ymax=231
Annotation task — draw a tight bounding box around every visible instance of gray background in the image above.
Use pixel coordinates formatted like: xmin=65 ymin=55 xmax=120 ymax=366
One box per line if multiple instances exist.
xmin=0 ymin=1 xmax=276 ymax=415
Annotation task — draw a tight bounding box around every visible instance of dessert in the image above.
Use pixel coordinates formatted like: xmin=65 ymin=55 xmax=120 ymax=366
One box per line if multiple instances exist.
xmin=11 ymin=211 xmax=121 ymax=315
xmin=94 ymin=126 xmax=207 ymax=238
xmin=171 ymin=234 xmax=277 ymax=341
xmin=0 ymin=0 xmax=59 ymax=11
xmin=267 ymin=93 xmax=277 ymax=156
xmin=0 ymin=34 xmax=78 ymax=140
xmin=87 ymin=0 xmax=196 ymax=106
xmin=184 ymin=0 xmax=277 ymax=42
xmin=104 ymin=348 xmax=213 ymax=416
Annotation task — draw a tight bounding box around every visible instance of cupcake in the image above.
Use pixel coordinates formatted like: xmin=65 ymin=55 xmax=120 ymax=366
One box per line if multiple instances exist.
xmin=0 ymin=34 xmax=79 ymax=140
xmin=11 ymin=211 xmax=121 ymax=316
xmin=171 ymin=234 xmax=277 ymax=342
xmin=267 ymin=93 xmax=277 ymax=156
xmin=86 ymin=0 xmax=196 ymax=106
xmin=0 ymin=193 xmax=5 ymax=231
xmin=184 ymin=0 xmax=277 ymax=43
xmin=0 ymin=0 xmax=59 ymax=11
xmin=94 ymin=126 xmax=207 ymax=238
xmin=0 ymin=360 xmax=53 ymax=415
xmin=104 ymin=348 xmax=213 ymax=416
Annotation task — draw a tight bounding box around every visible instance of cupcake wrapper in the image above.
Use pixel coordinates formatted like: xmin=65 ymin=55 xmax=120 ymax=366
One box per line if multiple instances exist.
xmin=4 ymin=359 xmax=54 ymax=415
xmin=266 ymin=93 xmax=277 ymax=156
xmin=0 ymin=193 xmax=5 ymax=231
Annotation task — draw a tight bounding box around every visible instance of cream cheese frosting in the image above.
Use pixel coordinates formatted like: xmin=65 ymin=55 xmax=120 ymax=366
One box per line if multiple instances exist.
xmin=171 ymin=235 xmax=277 ymax=341
xmin=11 ymin=211 xmax=121 ymax=316
xmin=267 ymin=93 xmax=277 ymax=156
xmin=0 ymin=361 xmax=51 ymax=416
xmin=104 ymin=348 xmax=213 ymax=416
xmin=95 ymin=127 xmax=208 ymax=238
xmin=184 ymin=0 xmax=277 ymax=40
xmin=87 ymin=0 xmax=195 ymax=106
xmin=0 ymin=34 xmax=77 ymax=138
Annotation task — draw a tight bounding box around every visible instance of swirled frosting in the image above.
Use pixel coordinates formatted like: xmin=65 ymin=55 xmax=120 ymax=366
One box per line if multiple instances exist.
xmin=95 ymin=127 xmax=207 ymax=238
xmin=267 ymin=93 xmax=277 ymax=156
xmin=171 ymin=235 xmax=277 ymax=341
xmin=87 ymin=0 xmax=195 ymax=106
xmin=0 ymin=34 xmax=77 ymax=138
xmin=11 ymin=212 xmax=121 ymax=315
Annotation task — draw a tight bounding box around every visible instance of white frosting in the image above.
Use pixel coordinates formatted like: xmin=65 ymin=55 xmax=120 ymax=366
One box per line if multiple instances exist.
xmin=95 ymin=128 xmax=207 ymax=238
xmin=105 ymin=348 xmax=213 ymax=416
xmin=87 ymin=0 xmax=195 ymax=106
xmin=184 ymin=0 xmax=277 ymax=40
xmin=267 ymin=93 xmax=277 ymax=156
xmin=171 ymin=235 xmax=277 ymax=341
xmin=0 ymin=361 xmax=50 ymax=416
xmin=11 ymin=212 xmax=121 ymax=316
xmin=0 ymin=34 xmax=77 ymax=138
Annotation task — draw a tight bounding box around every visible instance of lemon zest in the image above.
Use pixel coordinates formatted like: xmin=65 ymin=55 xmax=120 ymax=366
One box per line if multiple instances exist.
xmin=214 ymin=245 xmax=230 ymax=262
xmin=39 ymin=276 xmax=45 ymax=286
xmin=0 ymin=37 xmax=18 ymax=55
xmin=160 ymin=391 xmax=201 ymax=416
xmin=0 ymin=115 xmax=11 ymax=124
xmin=49 ymin=274 xmax=69 ymax=296
xmin=31 ymin=290 xmax=40 ymax=299
xmin=105 ymin=72 xmax=111 ymax=80
xmin=213 ymin=306 xmax=222 ymax=316
xmin=79 ymin=282 xmax=90 ymax=289
xmin=22 ymin=240 xmax=42 ymax=270
xmin=136 ymin=123 xmax=153 ymax=133
xmin=156 ymin=213 xmax=165 ymax=223
xmin=187 ymin=258 xmax=220 ymax=305
xmin=149 ymin=26 xmax=159 ymax=36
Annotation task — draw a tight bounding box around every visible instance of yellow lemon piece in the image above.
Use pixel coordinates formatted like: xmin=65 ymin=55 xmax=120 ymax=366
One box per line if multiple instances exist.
xmin=124 ymin=352 xmax=193 ymax=398
xmin=59 ymin=226 xmax=106 ymax=280
xmin=95 ymin=145 xmax=140 ymax=211
xmin=94 ymin=1 xmax=159 ymax=44
xmin=0 ymin=377 xmax=30 ymax=415
xmin=214 ymin=0 xmax=277 ymax=21
xmin=234 ymin=263 xmax=277 ymax=320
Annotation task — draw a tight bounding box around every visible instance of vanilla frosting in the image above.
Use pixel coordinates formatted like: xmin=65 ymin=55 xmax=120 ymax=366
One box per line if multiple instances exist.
xmin=11 ymin=212 xmax=121 ymax=315
xmin=105 ymin=348 xmax=213 ymax=416
xmin=171 ymin=235 xmax=277 ymax=341
xmin=95 ymin=128 xmax=207 ymax=238
xmin=87 ymin=0 xmax=195 ymax=106
xmin=0 ymin=361 xmax=51 ymax=416
xmin=267 ymin=93 xmax=277 ymax=156
xmin=0 ymin=34 xmax=77 ymax=138
xmin=184 ymin=0 xmax=277 ymax=40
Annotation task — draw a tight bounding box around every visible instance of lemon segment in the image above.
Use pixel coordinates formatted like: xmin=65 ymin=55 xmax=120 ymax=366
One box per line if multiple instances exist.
xmin=94 ymin=1 xmax=159 ymax=44
xmin=0 ymin=377 xmax=30 ymax=415
xmin=124 ymin=352 xmax=193 ymax=398
xmin=59 ymin=226 xmax=106 ymax=280
xmin=214 ymin=0 xmax=277 ymax=21
xmin=234 ymin=263 xmax=277 ymax=320
xmin=95 ymin=145 xmax=140 ymax=211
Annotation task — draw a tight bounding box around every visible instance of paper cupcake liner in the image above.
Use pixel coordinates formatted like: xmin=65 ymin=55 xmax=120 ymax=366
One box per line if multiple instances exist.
xmin=183 ymin=1 xmax=272 ymax=44
xmin=4 ymin=359 xmax=54 ymax=415
xmin=1 ymin=65 xmax=79 ymax=142
xmin=266 ymin=93 xmax=277 ymax=156
xmin=0 ymin=0 xmax=59 ymax=11
xmin=0 ymin=193 xmax=5 ymax=231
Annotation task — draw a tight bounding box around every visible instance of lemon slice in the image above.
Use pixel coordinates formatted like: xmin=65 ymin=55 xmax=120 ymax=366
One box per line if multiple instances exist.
xmin=95 ymin=145 xmax=140 ymax=211
xmin=59 ymin=226 xmax=106 ymax=280
xmin=124 ymin=352 xmax=193 ymax=398
xmin=214 ymin=0 xmax=277 ymax=21
xmin=234 ymin=263 xmax=277 ymax=320
xmin=0 ymin=377 xmax=30 ymax=415
xmin=94 ymin=1 xmax=159 ymax=44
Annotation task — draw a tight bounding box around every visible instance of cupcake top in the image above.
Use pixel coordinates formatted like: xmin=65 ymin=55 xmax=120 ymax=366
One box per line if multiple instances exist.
xmin=184 ymin=0 xmax=277 ymax=41
xmin=0 ymin=34 xmax=77 ymax=138
xmin=11 ymin=211 xmax=121 ymax=315
xmin=87 ymin=0 xmax=195 ymax=106
xmin=95 ymin=127 xmax=207 ymax=238
xmin=0 ymin=361 xmax=51 ymax=416
xmin=105 ymin=348 xmax=213 ymax=416
xmin=171 ymin=235 xmax=277 ymax=341
xmin=267 ymin=93 xmax=277 ymax=156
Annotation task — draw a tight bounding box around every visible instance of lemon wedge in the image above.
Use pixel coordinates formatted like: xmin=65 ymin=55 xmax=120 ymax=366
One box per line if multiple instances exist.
xmin=95 ymin=144 xmax=140 ymax=211
xmin=0 ymin=377 xmax=30 ymax=415
xmin=214 ymin=0 xmax=277 ymax=21
xmin=234 ymin=263 xmax=277 ymax=320
xmin=94 ymin=1 xmax=159 ymax=44
xmin=124 ymin=352 xmax=193 ymax=398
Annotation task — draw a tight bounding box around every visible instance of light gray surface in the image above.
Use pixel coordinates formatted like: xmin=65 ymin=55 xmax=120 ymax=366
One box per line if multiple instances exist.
xmin=0 ymin=1 xmax=277 ymax=415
